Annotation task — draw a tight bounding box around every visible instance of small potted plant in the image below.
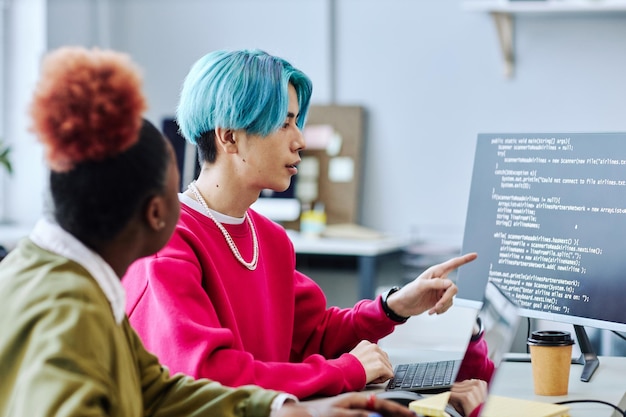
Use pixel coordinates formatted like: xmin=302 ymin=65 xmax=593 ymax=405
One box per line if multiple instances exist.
xmin=0 ymin=138 xmax=11 ymax=229
xmin=0 ymin=139 xmax=11 ymax=175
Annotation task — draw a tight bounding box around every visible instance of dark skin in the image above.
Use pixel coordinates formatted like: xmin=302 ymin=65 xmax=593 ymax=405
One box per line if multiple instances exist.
xmin=449 ymin=379 xmax=488 ymax=416
xmin=279 ymin=392 xmax=416 ymax=417
xmin=93 ymin=140 xmax=181 ymax=278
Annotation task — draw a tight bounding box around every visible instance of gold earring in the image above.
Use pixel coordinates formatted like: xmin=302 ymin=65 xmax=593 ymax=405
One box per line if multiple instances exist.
xmin=157 ymin=220 xmax=166 ymax=230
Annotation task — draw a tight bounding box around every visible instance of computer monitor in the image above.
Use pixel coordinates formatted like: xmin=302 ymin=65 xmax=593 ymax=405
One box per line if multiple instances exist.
xmin=456 ymin=132 xmax=626 ymax=383
xmin=162 ymin=118 xmax=200 ymax=191
xmin=162 ymin=118 xmax=301 ymax=222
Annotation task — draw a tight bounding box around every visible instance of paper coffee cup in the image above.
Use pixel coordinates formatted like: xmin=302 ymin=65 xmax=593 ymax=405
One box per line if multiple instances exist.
xmin=527 ymin=330 xmax=575 ymax=396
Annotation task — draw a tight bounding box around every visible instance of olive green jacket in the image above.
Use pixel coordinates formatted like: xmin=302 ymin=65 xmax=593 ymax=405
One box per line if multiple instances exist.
xmin=0 ymin=235 xmax=279 ymax=417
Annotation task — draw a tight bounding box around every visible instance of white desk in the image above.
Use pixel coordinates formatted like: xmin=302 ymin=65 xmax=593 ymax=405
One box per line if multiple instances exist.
xmin=287 ymin=231 xmax=409 ymax=299
xmin=378 ymin=312 xmax=626 ymax=417
xmin=491 ymin=356 xmax=626 ymax=417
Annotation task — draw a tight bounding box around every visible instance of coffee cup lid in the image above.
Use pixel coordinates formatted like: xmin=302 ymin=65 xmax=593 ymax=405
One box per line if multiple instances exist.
xmin=527 ymin=330 xmax=575 ymax=346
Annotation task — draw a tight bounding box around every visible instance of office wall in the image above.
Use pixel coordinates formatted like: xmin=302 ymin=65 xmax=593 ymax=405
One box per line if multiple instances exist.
xmin=8 ymin=0 xmax=626 ymax=247
xmin=2 ymin=0 xmax=46 ymax=227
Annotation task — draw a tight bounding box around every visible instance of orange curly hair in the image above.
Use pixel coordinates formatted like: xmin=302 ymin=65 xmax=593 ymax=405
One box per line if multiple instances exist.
xmin=29 ymin=46 xmax=147 ymax=172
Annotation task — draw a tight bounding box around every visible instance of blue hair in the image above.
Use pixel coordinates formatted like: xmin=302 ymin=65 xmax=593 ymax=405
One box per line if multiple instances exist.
xmin=176 ymin=49 xmax=313 ymax=145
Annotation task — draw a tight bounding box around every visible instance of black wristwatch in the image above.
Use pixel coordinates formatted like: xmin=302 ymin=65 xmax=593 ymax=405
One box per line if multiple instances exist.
xmin=471 ymin=316 xmax=484 ymax=341
xmin=380 ymin=286 xmax=410 ymax=323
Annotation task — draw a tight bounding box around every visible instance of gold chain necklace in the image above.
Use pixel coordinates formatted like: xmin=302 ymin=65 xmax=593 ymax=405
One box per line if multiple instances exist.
xmin=188 ymin=181 xmax=258 ymax=270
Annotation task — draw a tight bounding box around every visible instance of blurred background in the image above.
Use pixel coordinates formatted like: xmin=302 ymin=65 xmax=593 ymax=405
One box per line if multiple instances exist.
xmin=1 ymin=0 xmax=626 ymax=355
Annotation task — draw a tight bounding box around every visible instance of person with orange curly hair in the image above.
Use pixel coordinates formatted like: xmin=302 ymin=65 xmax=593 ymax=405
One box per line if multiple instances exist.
xmin=0 ymin=46 xmax=416 ymax=417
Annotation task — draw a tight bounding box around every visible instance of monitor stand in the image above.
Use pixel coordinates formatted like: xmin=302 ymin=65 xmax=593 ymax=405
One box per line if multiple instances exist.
xmin=571 ymin=324 xmax=599 ymax=382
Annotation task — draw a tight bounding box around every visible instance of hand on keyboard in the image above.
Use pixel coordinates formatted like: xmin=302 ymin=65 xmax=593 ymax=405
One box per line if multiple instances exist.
xmin=349 ymin=340 xmax=394 ymax=384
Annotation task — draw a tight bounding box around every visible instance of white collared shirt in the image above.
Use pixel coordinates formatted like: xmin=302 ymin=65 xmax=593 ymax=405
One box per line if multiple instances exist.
xmin=29 ymin=218 xmax=126 ymax=324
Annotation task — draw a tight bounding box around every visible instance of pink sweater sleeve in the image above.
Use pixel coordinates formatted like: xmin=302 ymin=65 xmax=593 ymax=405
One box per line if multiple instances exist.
xmin=290 ymin=270 xmax=397 ymax=361
xmin=468 ymin=404 xmax=483 ymax=417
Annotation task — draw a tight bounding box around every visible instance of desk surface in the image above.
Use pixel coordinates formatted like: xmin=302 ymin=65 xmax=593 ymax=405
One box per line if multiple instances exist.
xmin=491 ymin=355 xmax=626 ymax=417
xmin=379 ymin=314 xmax=626 ymax=417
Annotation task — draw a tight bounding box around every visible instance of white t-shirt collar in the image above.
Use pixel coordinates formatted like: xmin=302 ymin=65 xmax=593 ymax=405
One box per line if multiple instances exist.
xmin=178 ymin=193 xmax=245 ymax=225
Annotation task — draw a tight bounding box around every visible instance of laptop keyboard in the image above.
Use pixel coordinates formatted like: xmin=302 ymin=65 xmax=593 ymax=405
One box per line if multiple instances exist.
xmin=386 ymin=359 xmax=461 ymax=393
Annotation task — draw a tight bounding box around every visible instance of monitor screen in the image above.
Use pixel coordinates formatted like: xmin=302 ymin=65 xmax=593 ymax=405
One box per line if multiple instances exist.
xmin=457 ymin=132 xmax=626 ymax=335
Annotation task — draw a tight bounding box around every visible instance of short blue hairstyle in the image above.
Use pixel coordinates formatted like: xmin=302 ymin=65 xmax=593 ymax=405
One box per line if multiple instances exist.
xmin=176 ymin=49 xmax=313 ymax=146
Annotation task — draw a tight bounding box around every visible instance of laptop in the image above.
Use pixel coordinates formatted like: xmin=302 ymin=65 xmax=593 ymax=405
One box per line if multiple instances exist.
xmin=385 ymin=281 xmax=521 ymax=394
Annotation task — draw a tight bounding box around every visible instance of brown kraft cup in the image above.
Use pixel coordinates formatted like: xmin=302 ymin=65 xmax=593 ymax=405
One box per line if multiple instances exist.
xmin=527 ymin=330 xmax=575 ymax=396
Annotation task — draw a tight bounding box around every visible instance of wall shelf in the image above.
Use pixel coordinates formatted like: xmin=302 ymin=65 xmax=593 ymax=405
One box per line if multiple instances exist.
xmin=464 ymin=1 xmax=626 ymax=77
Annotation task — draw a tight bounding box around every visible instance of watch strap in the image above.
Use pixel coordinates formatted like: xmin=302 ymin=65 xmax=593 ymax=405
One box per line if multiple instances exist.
xmin=381 ymin=286 xmax=410 ymax=323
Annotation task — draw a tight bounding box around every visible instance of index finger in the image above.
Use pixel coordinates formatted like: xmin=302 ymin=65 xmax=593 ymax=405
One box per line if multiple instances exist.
xmin=430 ymin=252 xmax=477 ymax=276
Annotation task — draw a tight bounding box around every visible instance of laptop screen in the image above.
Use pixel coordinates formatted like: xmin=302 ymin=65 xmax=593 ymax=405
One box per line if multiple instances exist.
xmin=468 ymin=281 xmax=521 ymax=379
xmin=448 ymin=281 xmax=522 ymax=390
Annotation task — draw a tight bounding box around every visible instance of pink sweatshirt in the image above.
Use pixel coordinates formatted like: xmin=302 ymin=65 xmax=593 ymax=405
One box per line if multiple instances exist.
xmin=123 ymin=202 xmax=492 ymax=400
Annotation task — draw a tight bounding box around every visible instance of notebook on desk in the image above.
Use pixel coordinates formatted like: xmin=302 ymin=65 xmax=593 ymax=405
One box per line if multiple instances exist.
xmin=385 ymin=281 xmax=521 ymax=394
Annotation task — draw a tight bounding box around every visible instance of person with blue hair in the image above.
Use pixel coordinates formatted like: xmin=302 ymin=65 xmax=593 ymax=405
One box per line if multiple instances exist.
xmin=122 ymin=49 xmax=489 ymax=414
